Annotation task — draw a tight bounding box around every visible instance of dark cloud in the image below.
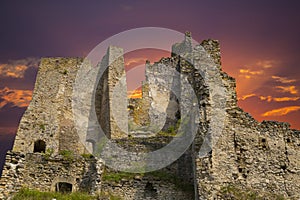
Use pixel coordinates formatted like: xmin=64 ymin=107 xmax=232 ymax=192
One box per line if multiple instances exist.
xmin=0 ymin=66 xmax=38 ymax=90
xmin=0 ymin=103 xmax=26 ymax=128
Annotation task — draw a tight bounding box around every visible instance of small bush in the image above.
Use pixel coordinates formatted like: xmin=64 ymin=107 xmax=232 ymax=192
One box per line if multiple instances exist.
xmin=63 ymin=69 xmax=68 ymax=75
xmin=59 ymin=150 xmax=74 ymax=161
xmin=81 ymin=153 xmax=94 ymax=159
xmin=168 ymin=125 xmax=175 ymax=133
xmin=43 ymin=148 xmax=54 ymax=160
xmin=39 ymin=124 xmax=46 ymax=130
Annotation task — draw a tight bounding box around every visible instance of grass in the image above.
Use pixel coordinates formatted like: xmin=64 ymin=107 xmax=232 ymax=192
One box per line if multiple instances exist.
xmin=12 ymin=188 xmax=96 ymax=200
xmin=13 ymin=188 xmax=123 ymax=200
xmin=102 ymin=171 xmax=136 ymax=182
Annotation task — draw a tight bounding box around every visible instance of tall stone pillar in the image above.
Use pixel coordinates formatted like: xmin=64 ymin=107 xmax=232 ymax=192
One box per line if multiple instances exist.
xmin=96 ymin=46 xmax=128 ymax=139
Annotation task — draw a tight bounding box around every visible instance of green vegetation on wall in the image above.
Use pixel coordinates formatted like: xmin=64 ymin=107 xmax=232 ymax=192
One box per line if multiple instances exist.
xmin=59 ymin=150 xmax=74 ymax=161
xmin=12 ymin=188 xmax=123 ymax=200
xmin=12 ymin=188 xmax=96 ymax=200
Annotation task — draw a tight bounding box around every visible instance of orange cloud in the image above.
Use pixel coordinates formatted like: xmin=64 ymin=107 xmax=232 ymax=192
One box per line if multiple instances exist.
xmin=239 ymin=93 xmax=299 ymax=103
xmin=259 ymin=95 xmax=272 ymax=102
xmin=272 ymin=75 xmax=296 ymax=84
xmin=235 ymin=59 xmax=277 ymax=99
xmin=239 ymin=69 xmax=264 ymax=79
xmin=259 ymin=95 xmax=299 ymax=102
xmin=273 ymin=97 xmax=300 ymax=102
xmin=0 ymin=87 xmax=32 ymax=108
xmin=276 ymin=86 xmax=298 ymax=95
xmin=125 ymin=58 xmax=147 ymax=66
xmin=262 ymin=106 xmax=300 ymax=117
xmin=239 ymin=69 xmax=264 ymax=75
xmin=0 ymin=57 xmax=39 ymax=78
xmin=128 ymin=89 xmax=142 ymax=99
xmin=256 ymin=60 xmax=275 ymax=69
xmin=238 ymin=93 xmax=256 ymax=100
xmin=0 ymin=64 xmax=28 ymax=78
xmin=125 ymin=57 xmax=148 ymax=67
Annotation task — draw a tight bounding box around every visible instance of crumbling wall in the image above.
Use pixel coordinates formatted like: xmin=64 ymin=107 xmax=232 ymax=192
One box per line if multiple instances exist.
xmin=1 ymin=33 xmax=300 ymax=200
xmin=96 ymin=46 xmax=129 ymax=139
xmin=101 ymin=153 xmax=194 ymax=200
xmin=190 ymin=38 xmax=300 ymax=200
xmin=196 ymin=111 xmax=300 ymax=199
xmin=145 ymin=58 xmax=180 ymax=132
xmin=102 ymin=177 xmax=194 ymax=200
xmin=128 ymin=97 xmax=150 ymax=129
xmin=13 ymin=58 xmax=87 ymax=155
xmin=1 ymin=50 xmax=129 ymax=198
xmin=172 ymin=33 xmax=300 ymax=199
xmin=128 ymin=58 xmax=180 ymax=135
xmin=0 ymin=151 xmax=103 ymax=199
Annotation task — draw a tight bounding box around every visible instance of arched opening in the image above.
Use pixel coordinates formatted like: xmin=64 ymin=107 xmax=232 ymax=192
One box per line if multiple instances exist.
xmin=33 ymin=140 xmax=46 ymax=153
xmin=55 ymin=182 xmax=73 ymax=193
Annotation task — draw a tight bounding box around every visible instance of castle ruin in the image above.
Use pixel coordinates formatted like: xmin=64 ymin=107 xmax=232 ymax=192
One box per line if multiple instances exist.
xmin=0 ymin=33 xmax=299 ymax=200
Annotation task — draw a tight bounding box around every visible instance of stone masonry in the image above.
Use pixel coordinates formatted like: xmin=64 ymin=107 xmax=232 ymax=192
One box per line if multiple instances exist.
xmin=0 ymin=33 xmax=299 ymax=200
xmin=96 ymin=46 xmax=129 ymax=139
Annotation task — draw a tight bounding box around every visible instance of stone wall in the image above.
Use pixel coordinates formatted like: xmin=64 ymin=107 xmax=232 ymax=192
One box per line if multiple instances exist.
xmin=171 ymin=33 xmax=300 ymax=199
xmin=0 ymin=151 xmax=103 ymax=199
xmin=113 ymin=136 xmax=195 ymax=183
xmin=13 ymin=58 xmax=87 ymax=155
xmin=102 ymin=175 xmax=194 ymax=200
xmin=128 ymin=58 xmax=180 ymax=135
xmin=101 ymin=152 xmax=194 ymax=200
xmin=196 ymin=111 xmax=300 ymax=199
xmin=146 ymin=58 xmax=181 ymax=132
xmin=1 ymin=33 xmax=300 ymax=200
xmin=177 ymin=36 xmax=300 ymax=199
xmin=128 ymin=97 xmax=150 ymax=129
xmin=96 ymin=46 xmax=129 ymax=139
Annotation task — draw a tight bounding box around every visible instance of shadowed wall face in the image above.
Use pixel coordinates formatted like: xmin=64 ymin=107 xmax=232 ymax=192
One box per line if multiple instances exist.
xmin=96 ymin=46 xmax=129 ymax=140
xmin=0 ymin=134 xmax=15 ymax=177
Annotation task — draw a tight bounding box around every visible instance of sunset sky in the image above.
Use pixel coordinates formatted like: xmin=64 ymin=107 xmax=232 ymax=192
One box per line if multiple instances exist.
xmin=0 ymin=1 xmax=300 ymax=173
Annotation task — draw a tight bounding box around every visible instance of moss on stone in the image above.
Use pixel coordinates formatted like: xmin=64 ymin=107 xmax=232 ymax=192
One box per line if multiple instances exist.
xmin=59 ymin=150 xmax=74 ymax=161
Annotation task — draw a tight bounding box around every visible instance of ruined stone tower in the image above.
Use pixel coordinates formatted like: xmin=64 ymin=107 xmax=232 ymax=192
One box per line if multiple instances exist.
xmin=13 ymin=46 xmax=129 ymax=156
xmin=0 ymin=33 xmax=299 ymax=200
xmin=96 ymin=46 xmax=129 ymax=139
xmin=0 ymin=46 xmax=129 ymax=199
xmin=13 ymin=58 xmax=87 ymax=155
